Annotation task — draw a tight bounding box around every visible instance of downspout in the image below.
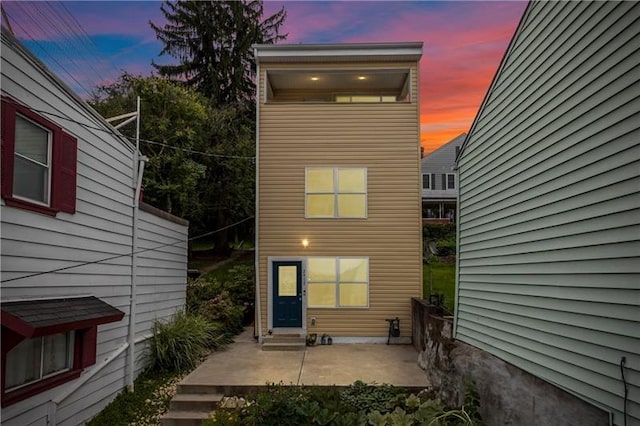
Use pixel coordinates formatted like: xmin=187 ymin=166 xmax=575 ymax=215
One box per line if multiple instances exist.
xmin=128 ymin=96 xmax=141 ymax=392
xmin=254 ymin=53 xmax=262 ymax=343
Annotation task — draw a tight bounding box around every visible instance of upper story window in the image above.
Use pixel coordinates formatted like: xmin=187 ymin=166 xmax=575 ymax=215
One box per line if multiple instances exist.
xmin=13 ymin=115 xmax=52 ymax=205
xmin=306 ymin=167 xmax=367 ymax=218
xmin=422 ymin=174 xmax=432 ymax=190
xmin=446 ymin=173 xmax=456 ymax=190
xmin=1 ymin=97 xmax=77 ymax=216
xmin=266 ymin=69 xmax=410 ymax=103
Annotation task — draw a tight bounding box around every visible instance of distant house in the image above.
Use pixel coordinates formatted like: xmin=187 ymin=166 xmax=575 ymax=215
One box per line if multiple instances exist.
xmin=1 ymin=28 xmax=188 ymax=425
xmin=253 ymin=43 xmax=423 ymax=343
xmin=420 ymin=133 xmax=465 ymax=223
xmin=456 ymin=2 xmax=639 ymax=425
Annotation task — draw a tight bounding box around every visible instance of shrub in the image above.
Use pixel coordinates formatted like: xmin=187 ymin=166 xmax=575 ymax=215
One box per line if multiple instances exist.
xmin=199 ymin=291 xmax=245 ymax=335
xmin=147 ymin=311 xmax=225 ymax=372
xmin=436 ymin=235 xmax=457 ymax=256
xmin=222 ymin=264 xmax=254 ymax=307
xmin=186 ymin=277 xmax=222 ymax=314
xmin=340 ymin=381 xmax=406 ymax=414
xmin=423 ymin=223 xmax=456 ymax=241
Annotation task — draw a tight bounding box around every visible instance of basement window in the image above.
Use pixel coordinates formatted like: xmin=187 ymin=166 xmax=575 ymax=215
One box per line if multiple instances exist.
xmin=1 ymin=296 xmax=124 ymax=406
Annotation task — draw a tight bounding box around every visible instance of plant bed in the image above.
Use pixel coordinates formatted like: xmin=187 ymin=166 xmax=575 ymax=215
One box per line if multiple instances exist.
xmin=204 ymin=380 xmax=484 ymax=425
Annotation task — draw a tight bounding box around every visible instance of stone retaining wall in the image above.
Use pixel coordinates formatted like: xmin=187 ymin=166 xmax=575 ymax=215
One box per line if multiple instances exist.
xmin=411 ymin=298 xmax=608 ymax=426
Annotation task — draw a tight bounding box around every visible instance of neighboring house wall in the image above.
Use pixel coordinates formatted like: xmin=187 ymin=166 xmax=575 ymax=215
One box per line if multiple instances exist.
xmin=421 ymin=134 xmax=464 ymax=221
xmin=1 ymin=31 xmax=188 ymax=425
xmin=257 ymin=60 xmax=422 ymax=339
xmin=456 ymin=2 xmax=639 ymax=425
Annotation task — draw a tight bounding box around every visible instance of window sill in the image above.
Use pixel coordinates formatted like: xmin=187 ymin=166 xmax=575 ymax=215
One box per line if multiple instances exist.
xmin=1 ymin=369 xmax=81 ymax=407
xmin=1 ymin=196 xmax=57 ymax=216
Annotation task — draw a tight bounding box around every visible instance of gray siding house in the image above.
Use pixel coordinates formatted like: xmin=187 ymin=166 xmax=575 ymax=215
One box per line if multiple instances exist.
xmin=421 ymin=133 xmax=464 ymax=222
xmin=456 ymin=2 xmax=639 ymax=425
xmin=1 ymin=28 xmax=188 ymax=425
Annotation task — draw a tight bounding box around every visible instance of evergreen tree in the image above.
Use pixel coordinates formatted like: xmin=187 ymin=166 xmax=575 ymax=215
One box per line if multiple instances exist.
xmin=150 ymin=0 xmax=286 ymax=107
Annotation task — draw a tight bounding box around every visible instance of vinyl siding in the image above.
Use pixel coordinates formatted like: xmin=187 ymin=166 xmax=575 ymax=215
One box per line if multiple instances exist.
xmin=1 ymin=33 xmax=187 ymax=426
xmin=420 ymin=133 xmax=464 ymax=199
xmin=456 ymin=2 xmax=640 ymax=425
xmin=257 ymin=61 xmax=422 ymax=338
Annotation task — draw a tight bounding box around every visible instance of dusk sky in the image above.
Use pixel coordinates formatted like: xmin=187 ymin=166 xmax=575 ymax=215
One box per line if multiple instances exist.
xmin=2 ymin=1 xmax=527 ymax=153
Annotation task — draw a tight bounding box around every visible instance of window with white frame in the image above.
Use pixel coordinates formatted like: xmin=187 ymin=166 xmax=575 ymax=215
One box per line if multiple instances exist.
xmin=13 ymin=115 xmax=52 ymax=205
xmin=1 ymin=97 xmax=78 ymax=216
xmin=422 ymin=174 xmax=431 ymax=189
xmin=306 ymin=167 xmax=367 ymax=218
xmin=4 ymin=332 xmax=74 ymax=392
xmin=307 ymin=257 xmax=369 ymax=308
xmin=447 ymin=173 xmax=456 ymax=190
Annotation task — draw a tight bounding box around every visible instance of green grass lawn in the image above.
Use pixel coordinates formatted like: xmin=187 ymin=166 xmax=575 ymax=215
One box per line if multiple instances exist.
xmin=423 ymin=263 xmax=456 ymax=313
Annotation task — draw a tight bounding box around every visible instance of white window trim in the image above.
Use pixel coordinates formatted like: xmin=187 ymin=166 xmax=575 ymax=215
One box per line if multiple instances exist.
xmin=5 ymin=332 xmax=74 ymax=392
xmin=12 ymin=113 xmax=53 ymax=207
xmin=305 ymin=167 xmax=368 ymax=219
xmin=446 ymin=173 xmax=456 ymax=190
xmin=307 ymin=256 xmax=369 ymax=309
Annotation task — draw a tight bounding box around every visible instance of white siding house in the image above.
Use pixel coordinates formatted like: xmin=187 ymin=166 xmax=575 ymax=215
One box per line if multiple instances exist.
xmin=456 ymin=2 xmax=639 ymax=425
xmin=0 ymin=28 xmax=188 ymax=425
xmin=421 ymin=133 xmax=465 ymax=222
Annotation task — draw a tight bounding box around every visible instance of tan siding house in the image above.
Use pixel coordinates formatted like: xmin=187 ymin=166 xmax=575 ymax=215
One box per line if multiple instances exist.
xmin=254 ymin=43 xmax=423 ymax=342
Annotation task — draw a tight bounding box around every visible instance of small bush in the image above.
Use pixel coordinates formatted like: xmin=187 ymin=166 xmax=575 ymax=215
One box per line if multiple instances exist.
xmin=147 ymin=311 xmax=225 ymax=372
xmin=340 ymin=381 xmax=406 ymax=414
xmin=187 ymin=277 xmax=222 ymax=313
xmin=436 ymin=235 xmax=457 ymax=256
xmin=199 ymin=291 xmax=245 ymax=335
xmin=423 ymin=223 xmax=456 ymax=241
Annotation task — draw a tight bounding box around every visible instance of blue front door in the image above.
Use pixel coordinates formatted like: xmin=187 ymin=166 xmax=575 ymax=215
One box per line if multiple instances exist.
xmin=272 ymin=261 xmax=303 ymax=328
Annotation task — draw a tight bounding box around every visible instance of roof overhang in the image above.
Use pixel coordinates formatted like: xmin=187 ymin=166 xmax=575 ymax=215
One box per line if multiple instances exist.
xmin=1 ymin=296 xmax=125 ymax=337
xmin=253 ymin=42 xmax=423 ymax=64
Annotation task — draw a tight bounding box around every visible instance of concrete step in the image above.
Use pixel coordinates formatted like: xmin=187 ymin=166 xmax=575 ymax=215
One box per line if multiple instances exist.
xmin=160 ymin=409 xmax=211 ymax=426
xmin=262 ymin=341 xmax=306 ymax=351
xmin=169 ymin=393 xmax=224 ymax=411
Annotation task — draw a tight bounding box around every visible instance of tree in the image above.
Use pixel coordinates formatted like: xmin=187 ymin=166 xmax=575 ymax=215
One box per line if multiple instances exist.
xmin=150 ymin=0 xmax=286 ymax=107
xmin=90 ymin=74 xmax=209 ymax=221
xmin=148 ymin=0 xmax=285 ymax=253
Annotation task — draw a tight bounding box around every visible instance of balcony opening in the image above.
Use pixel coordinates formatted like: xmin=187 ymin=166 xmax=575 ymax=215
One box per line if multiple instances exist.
xmin=265 ymin=69 xmax=411 ymax=103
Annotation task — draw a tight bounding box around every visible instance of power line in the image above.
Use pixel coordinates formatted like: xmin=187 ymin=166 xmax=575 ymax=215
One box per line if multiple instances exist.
xmin=25 ymin=106 xmax=256 ymax=161
xmin=3 ymin=3 xmax=95 ymax=96
xmin=132 ymin=137 xmax=255 ymax=160
xmin=0 ymin=216 xmax=255 ymax=284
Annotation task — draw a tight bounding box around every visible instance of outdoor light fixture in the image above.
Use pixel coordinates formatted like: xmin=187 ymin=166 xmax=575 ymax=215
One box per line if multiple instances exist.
xmin=357 ymin=76 xmax=366 ymax=80
xmin=302 ymin=238 xmax=309 ymax=248
xmin=311 ymin=77 xmax=319 ymax=81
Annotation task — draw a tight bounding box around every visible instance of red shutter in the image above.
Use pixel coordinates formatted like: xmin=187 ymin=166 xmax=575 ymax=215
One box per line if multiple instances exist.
xmin=52 ymin=131 xmax=77 ymax=213
xmin=79 ymin=327 xmax=98 ymax=368
xmin=1 ymin=102 xmax=15 ymax=199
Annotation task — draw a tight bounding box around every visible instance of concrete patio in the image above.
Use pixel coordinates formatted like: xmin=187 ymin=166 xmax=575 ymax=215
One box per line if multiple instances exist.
xmin=180 ymin=327 xmax=430 ymax=394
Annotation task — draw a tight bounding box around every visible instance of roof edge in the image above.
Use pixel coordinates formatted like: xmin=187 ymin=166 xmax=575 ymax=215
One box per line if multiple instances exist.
xmin=254 ymin=42 xmax=423 ymax=63
xmin=456 ymin=2 xmax=532 ymax=162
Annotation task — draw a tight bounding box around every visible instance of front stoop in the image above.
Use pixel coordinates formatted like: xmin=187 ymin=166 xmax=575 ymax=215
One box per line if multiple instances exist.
xmin=261 ymin=334 xmax=306 ymax=351
xmin=161 ymin=393 xmax=223 ymax=426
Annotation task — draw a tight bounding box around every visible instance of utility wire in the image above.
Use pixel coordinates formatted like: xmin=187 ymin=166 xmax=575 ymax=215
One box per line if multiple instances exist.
xmin=3 ymin=3 xmax=95 ymax=96
xmin=25 ymin=107 xmax=256 ymax=160
xmin=133 ymin=137 xmax=255 ymax=160
xmin=0 ymin=216 xmax=255 ymax=284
